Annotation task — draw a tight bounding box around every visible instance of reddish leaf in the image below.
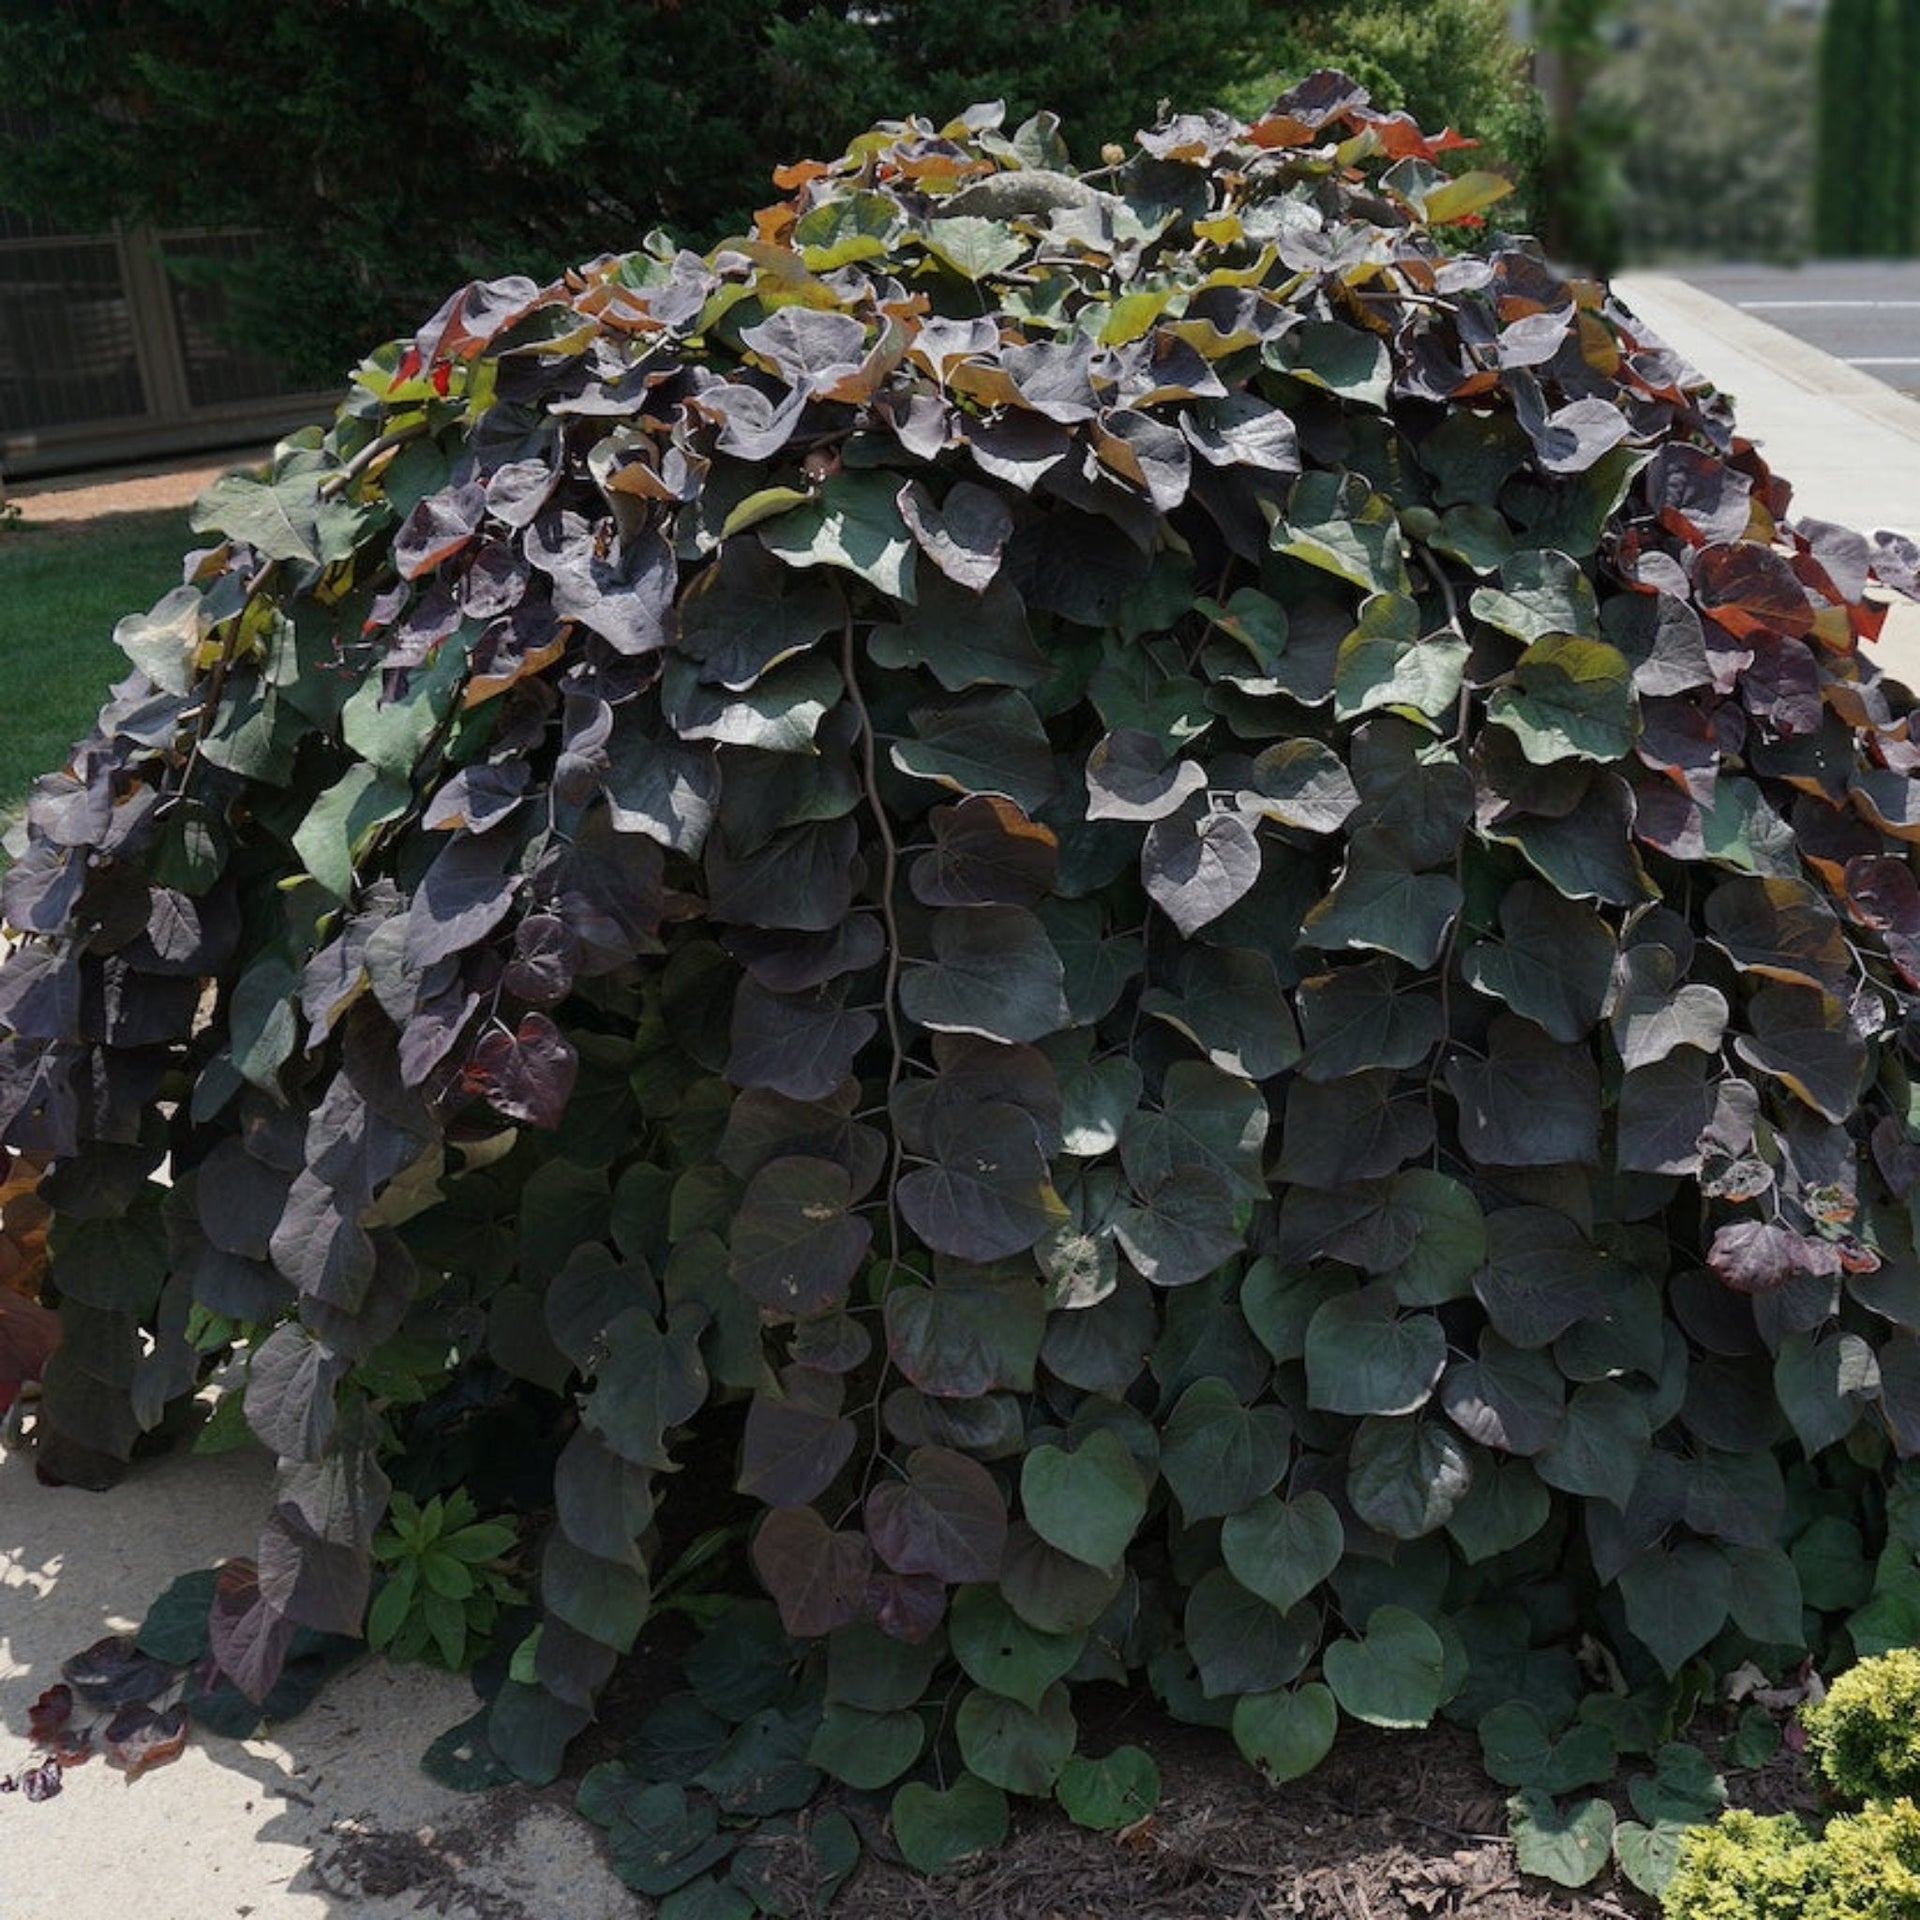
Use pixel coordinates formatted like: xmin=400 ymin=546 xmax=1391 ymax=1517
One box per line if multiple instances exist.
xmin=751 ymin=1507 xmax=871 ymax=1640
xmin=0 ymin=1289 xmax=61 ymax=1392
xmin=1693 ymin=543 xmax=1814 ymax=640
xmin=865 ymin=1445 xmax=1008 ymax=1583
xmin=102 ymin=1703 xmax=191 ymax=1780
xmin=466 ymin=1012 xmax=579 ymax=1130
xmin=27 ymin=1683 xmax=73 ymax=1745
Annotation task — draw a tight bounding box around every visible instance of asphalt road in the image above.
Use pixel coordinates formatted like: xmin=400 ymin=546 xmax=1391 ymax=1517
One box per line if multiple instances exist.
xmin=1673 ymin=261 xmax=1920 ymax=397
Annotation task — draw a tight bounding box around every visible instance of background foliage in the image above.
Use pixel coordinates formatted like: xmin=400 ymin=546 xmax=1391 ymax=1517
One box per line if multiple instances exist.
xmin=9 ymin=60 xmax=1920 ymax=1908
xmin=1598 ymin=0 xmax=1821 ymax=267
xmin=0 ymin=0 xmax=1542 ymax=386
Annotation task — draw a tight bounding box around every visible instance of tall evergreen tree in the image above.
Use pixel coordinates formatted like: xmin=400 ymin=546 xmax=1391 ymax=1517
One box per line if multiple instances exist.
xmin=1815 ymin=0 xmax=1920 ymax=255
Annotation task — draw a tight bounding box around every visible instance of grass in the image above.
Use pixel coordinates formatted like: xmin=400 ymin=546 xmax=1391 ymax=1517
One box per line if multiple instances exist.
xmin=0 ymin=509 xmax=194 ymax=827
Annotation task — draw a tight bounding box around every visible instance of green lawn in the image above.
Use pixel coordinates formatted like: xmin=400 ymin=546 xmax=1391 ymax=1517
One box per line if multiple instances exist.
xmin=0 ymin=509 xmax=194 ymax=829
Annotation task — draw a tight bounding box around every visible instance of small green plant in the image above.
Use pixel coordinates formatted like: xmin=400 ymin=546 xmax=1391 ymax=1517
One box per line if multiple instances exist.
xmin=1803 ymin=1650 xmax=1920 ymax=1806
xmin=1662 ymin=1809 xmax=1827 ymax=1920
xmin=368 ymin=1490 xmax=521 ymax=1671
xmin=1664 ymin=1800 xmax=1920 ymax=1920
xmin=1815 ymin=1797 xmax=1920 ymax=1920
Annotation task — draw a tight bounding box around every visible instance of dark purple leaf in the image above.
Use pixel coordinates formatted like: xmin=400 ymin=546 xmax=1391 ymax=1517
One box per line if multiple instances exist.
xmin=1445 ymin=1015 xmax=1600 ymax=1167
xmin=750 ymin=1507 xmax=871 ymax=1639
xmin=1709 ymin=1221 xmax=1843 ymax=1295
xmin=897 ymin=478 xmax=1014 ymax=590
xmin=526 ymin=509 xmax=675 ymax=655
xmin=729 ymin=978 xmax=878 ymax=1102
xmin=896 ymin=1102 xmax=1065 ymax=1261
xmin=423 ymin=762 xmax=530 ymax=834
xmin=883 ymin=1268 xmax=1047 ymax=1399
xmin=1142 ymin=808 xmax=1261 ymax=937
xmin=866 ymin=1445 xmax=1008 ymax=1582
xmin=60 ymin=1636 xmax=174 ymax=1709
xmin=466 ymin=1012 xmax=579 ymax=1129
xmin=244 ymin=1322 xmax=348 ymax=1460
xmin=729 ymin=1155 xmax=872 ymax=1317
xmin=867 ymin=1570 xmax=948 ymax=1643
xmin=739 ymin=1368 xmax=858 ymax=1508
xmin=404 ymin=832 xmax=520 ymax=970
xmin=207 ymin=1559 xmax=296 ymax=1704
xmin=1085 ymin=731 xmax=1208 ymax=823
xmin=503 ymin=914 xmax=580 ymax=1006
xmin=723 ymin=915 xmax=886 ymax=994
xmin=27 ymin=1684 xmax=73 ymax=1745
xmin=395 ymin=481 xmax=486 ymax=579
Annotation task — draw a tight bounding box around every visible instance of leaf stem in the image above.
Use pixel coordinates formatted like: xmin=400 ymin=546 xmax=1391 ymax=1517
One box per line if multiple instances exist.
xmin=320 ymin=421 xmax=431 ymax=500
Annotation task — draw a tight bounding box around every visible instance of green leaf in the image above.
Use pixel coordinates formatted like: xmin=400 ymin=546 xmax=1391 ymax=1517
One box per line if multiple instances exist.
xmin=892 ymin=688 xmax=1058 ymax=815
xmin=1159 ymin=1378 xmax=1292 ymax=1521
xmin=1478 ymin=1700 xmax=1617 ymax=1791
xmin=1140 ymin=944 xmax=1301 ymax=1080
xmin=1322 ymin=1606 xmax=1446 ymax=1729
xmin=1379 ymin=1170 xmax=1485 ymax=1306
xmin=924 ymin=216 xmax=1028 ymax=280
xmin=759 ymin=471 xmax=917 ymax=598
xmin=114 ymin=585 xmax=202 ymax=694
xmin=1301 ymin=832 xmax=1463 ymax=968
xmin=1056 ymin=1746 xmax=1162 ymax=1831
xmin=1232 ymin=1682 xmax=1338 ymax=1782
xmin=190 ymin=465 xmax=368 ymax=567
xmin=1507 ymin=1791 xmax=1615 ymax=1889
xmin=1305 ymin=1284 xmax=1446 ymax=1416
xmin=1628 ymin=1743 xmax=1727 ymax=1825
xmin=1335 ymin=592 xmax=1468 ymax=723
xmin=1119 ymin=1058 xmax=1269 ymax=1203
xmin=1020 ymin=1428 xmax=1149 ymax=1570
xmin=1618 ymin=1541 xmax=1731 ymax=1675
xmin=1613 ymin=1819 xmax=1690 ymax=1898
xmin=1444 ymin=1454 xmax=1553 ymax=1562
xmin=1183 ymin=1567 xmax=1316 ymax=1699
xmin=891 ymin=1773 xmax=1009 ymax=1875
xmin=949 ymin=1584 xmax=1085 ymax=1711
xmin=1533 ymin=1379 xmax=1650 ymax=1509
xmin=1462 ymin=880 xmax=1614 ymax=1042
xmin=1270 ymin=319 xmax=1391 ymax=408
xmin=1271 ymin=471 xmax=1410 ymax=595
xmin=1487 ymin=633 xmax=1634 ymax=764
xmin=955 ymin=1682 xmax=1077 ymax=1794
xmin=1220 ymin=1490 xmax=1343 ymax=1616
xmin=899 ymin=906 xmax=1069 ymax=1043
xmin=807 ymin=1702 xmax=924 ymax=1789
xmin=1345 ymin=1414 xmax=1471 ymax=1539
xmin=1469 ymin=549 xmax=1599 ymax=643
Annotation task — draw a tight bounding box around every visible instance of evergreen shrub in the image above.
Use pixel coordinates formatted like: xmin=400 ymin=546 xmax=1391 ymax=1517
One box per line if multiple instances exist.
xmin=6 ymin=74 xmax=1920 ymax=1869
xmin=1803 ymin=1648 xmax=1920 ymax=1805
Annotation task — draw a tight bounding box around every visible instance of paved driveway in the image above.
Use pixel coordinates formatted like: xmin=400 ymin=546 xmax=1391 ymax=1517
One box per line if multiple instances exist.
xmin=1674 ymin=262 xmax=1920 ymax=397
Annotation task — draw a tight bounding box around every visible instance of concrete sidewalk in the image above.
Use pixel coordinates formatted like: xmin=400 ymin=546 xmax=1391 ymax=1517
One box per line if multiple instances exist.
xmin=0 ymin=1435 xmax=631 ymax=1920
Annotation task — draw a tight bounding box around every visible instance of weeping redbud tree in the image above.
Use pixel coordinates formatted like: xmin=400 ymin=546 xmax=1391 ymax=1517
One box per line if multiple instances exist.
xmin=6 ymin=70 xmax=1920 ymax=1898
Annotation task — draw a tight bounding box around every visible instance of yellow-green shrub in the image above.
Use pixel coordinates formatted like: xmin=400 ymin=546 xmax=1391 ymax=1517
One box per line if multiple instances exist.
xmin=1803 ymin=1651 xmax=1920 ymax=1805
xmin=1663 ymin=1811 xmax=1827 ymax=1920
